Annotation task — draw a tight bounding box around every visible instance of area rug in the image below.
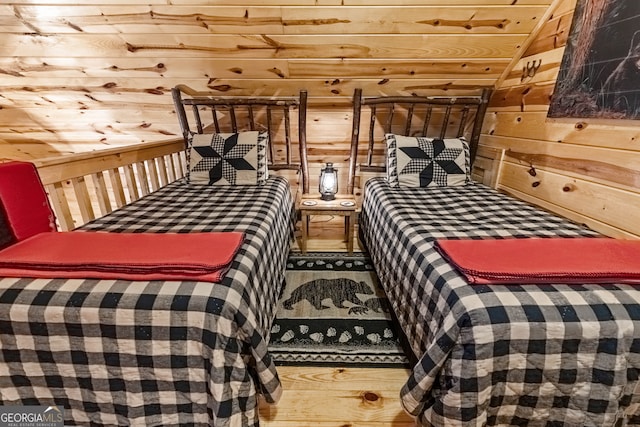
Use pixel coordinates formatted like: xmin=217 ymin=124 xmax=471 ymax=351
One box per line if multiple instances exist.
xmin=268 ymin=252 xmax=411 ymax=368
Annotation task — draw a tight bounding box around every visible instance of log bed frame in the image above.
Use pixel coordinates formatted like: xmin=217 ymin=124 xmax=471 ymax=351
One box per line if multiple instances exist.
xmin=171 ymin=84 xmax=309 ymax=192
xmin=347 ymin=87 xmax=493 ymax=194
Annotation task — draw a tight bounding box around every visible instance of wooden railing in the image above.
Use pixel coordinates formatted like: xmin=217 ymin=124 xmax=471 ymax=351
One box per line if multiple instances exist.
xmin=34 ymin=139 xmax=186 ymax=231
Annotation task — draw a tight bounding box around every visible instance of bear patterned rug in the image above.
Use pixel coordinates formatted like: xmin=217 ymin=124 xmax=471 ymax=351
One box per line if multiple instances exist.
xmin=268 ymin=252 xmax=411 ymax=367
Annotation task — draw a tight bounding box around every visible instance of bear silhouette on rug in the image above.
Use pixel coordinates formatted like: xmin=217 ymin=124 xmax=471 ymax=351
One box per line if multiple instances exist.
xmin=347 ymin=296 xmax=391 ymax=315
xmin=282 ymin=278 xmax=374 ymax=310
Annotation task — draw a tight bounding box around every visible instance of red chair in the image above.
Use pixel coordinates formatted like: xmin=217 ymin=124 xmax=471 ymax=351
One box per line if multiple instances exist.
xmin=0 ymin=161 xmax=57 ymax=248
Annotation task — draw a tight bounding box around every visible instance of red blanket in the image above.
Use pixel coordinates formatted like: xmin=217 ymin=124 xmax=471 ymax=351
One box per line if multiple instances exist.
xmin=0 ymin=231 xmax=245 ymax=282
xmin=435 ymin=238 xmax=640 ymax=285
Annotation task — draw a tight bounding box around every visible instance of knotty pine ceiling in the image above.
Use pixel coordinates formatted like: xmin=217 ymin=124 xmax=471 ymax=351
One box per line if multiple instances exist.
xmin=0 ymin=0 xmax=558 ymax=160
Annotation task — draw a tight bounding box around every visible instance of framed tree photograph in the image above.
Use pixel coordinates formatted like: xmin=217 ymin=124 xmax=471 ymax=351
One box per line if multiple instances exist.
xmin=548 ymin=0 xmax=640 ymax=120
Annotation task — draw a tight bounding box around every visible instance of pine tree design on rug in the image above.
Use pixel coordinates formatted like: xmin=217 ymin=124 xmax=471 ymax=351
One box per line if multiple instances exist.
xmin=268 ymin=252 xmax=410 ymax=367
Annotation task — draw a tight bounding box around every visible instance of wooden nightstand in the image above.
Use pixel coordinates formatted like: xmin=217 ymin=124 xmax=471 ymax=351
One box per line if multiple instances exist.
xmin=299 ymin=194 xmax=357 ymax=254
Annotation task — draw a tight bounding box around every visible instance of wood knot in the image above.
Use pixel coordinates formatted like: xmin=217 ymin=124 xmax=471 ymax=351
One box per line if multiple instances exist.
xmin=532 ymin=181 xmax=540 ymax=188
xmin=563 ymin=184 xmax=575 ymax=192
xmin=209 ymin=84 xmax=231 ymax=92
xmin=575 ymin=121 xmax=587 ymax=130
xmin=363 ymin=392 xmax=379 ymax=402
xmin=528 ymin=167 xmax=536 ymax=177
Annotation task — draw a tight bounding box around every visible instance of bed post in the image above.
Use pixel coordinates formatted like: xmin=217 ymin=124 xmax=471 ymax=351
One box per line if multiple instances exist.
xmin=348 ymin=88 xmax=363 ymax=195
xmin=171 ymin=87 xmax=190 ymax=149
xmin=469 ymin=88 xmax=492 ymax=166
xmin=298 ymin=90 xmax=309 ymax=194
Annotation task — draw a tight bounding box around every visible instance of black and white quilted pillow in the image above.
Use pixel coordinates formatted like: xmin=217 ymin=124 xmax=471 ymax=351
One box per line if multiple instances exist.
xmin=187 ymin=131 xmax=268 ymax=185
xmin=385 ymin=134 xmax=470 ymax=188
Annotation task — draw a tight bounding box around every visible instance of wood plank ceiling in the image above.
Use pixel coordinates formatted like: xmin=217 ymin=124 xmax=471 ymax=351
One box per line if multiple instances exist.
xmin=0 ymin=0 xmax=554 ymax=160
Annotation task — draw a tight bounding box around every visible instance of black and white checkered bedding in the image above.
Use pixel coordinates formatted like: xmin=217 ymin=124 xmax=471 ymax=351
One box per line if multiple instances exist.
xmin=0 ymin=177 xmax=294 ymax=427
xmin=359 ymin=177 xmax=640 ymax=427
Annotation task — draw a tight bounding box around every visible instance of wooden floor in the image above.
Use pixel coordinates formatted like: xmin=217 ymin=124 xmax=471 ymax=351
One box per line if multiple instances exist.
xmin=259 ymin=215 xmax=417 ymax=426
xmin=259 ymin=366 xmax=415 ymax=426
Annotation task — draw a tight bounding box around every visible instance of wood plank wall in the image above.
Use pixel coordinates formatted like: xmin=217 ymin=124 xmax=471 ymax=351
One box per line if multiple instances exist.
xmin=4 ymin=1 xmax=638 ymax=238
xmin=1 ymin=0 xmax=550 ymax=169
xmin=480 ymin=0 xmax=640 ymax=238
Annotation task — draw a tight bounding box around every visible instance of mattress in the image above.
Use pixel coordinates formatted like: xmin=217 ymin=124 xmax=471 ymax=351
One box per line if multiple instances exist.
xmin=0 ymin=177 xmax=294 ymax=427
xmin=359 ymin=177 xmax=640 ymax=427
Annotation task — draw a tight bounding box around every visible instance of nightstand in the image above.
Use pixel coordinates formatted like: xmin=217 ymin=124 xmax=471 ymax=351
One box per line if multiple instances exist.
xmin=299 ymin=194 xmax=357 ymax=254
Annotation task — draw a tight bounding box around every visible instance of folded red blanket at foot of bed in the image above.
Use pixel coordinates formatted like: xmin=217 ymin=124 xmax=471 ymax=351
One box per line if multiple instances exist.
xmin=435 ymin=238 xmax=640 ymax=285
xmin=0 ymin=231 xmax=245 ymax=282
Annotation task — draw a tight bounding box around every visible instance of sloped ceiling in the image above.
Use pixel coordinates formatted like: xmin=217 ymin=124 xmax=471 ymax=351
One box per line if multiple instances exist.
xmin=0 ymin=0 xmax=556 ymax=160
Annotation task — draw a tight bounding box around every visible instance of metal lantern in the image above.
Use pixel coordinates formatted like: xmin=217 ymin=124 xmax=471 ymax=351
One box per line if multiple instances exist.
xmin=319 ymin=162 xmax=338 ymax=201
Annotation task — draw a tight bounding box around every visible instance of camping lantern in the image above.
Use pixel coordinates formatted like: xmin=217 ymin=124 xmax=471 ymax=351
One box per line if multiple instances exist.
xmin=319 ymin=162 xmax=338 ymax=201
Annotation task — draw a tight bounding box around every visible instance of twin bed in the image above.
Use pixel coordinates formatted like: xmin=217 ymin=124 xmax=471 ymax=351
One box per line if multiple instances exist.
xmin=0 ymin=87 xmax=307 ymax=426
xmin=359 ymin=179 xmax=640 ymax=426
xmin=1 ymin=85 xmax=639 ymax=427
xmin=350 ymin=89 xmax=640 ymax=426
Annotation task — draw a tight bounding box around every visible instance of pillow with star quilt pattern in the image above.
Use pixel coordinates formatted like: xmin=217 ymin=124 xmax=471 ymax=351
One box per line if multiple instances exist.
xmin=187 ymin=131 xmax=268 ymax=185
xmin=385 ymin=134 xmax=470 ymax=188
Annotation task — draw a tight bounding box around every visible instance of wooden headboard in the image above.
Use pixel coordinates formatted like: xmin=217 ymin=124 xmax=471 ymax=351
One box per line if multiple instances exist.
xmin=347 ymin=88 xmax=492 ymax=194
xmin=171 ymin=85 xmax=309 ymax=192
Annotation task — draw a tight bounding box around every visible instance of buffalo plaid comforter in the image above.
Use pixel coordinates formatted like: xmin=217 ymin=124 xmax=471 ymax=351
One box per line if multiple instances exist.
xmin=359 ymin=177 xmax=640 ymax=427
xmin=0 ymin=177 xmax=293 ymax=426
